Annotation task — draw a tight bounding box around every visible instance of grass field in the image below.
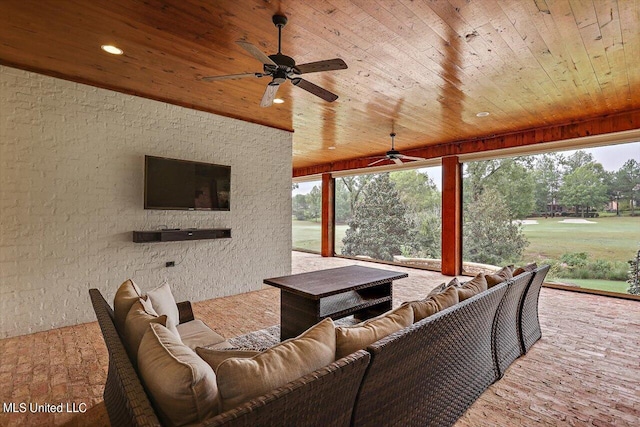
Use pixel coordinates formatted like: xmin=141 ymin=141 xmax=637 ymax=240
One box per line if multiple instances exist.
xmin=521 ymin=216 xmax=640 ymax=261
xmin=292 ymin=216 xmax=639 ymax=294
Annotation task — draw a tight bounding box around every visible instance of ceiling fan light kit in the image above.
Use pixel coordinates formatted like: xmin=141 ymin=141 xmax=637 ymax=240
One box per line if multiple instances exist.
xmin=202 ymin=14 xmax=347 ymax=107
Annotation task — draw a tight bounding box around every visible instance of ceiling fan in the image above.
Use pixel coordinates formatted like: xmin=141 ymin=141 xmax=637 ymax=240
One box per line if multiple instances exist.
xmin=368 ymin=133 xmax=427 ymax=166
xmin=202 ymin=14 xmax=347 ymax=107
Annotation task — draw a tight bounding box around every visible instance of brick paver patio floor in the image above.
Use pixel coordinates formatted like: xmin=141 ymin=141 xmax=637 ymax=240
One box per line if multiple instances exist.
xmin=1 ymin=251 xmax=638 ymax=426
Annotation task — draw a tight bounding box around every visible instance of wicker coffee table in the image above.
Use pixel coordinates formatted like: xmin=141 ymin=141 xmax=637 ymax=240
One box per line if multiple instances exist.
xmin=264 ymin=265 xmax=408 ymax=340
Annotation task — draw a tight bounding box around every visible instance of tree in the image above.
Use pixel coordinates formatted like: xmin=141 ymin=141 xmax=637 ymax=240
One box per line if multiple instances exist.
xmin=341 ymin=173 xmax=416 ymax=261
xmin=306 ymin=185 xmax=322 ymax=221
xmin=463 ymin=188 xmax=528 ymax=265
xmin=614 ymin=159 xmax=640 ymax=216
xmin=292 ymin=193 xmax=309 ymax=220
xmin=533 ymin=153 xmax=564 ymax=215
xmin=559 ymin=163 xmax=608 ymax=216
xmin=390 ymin=170 xmax=441 ymax=257
xmin=464 ymin=158 xmax=536 ymax=219
xmin=335 ymin=175 xmax=374 ymax=223
xmin=563 ymin=150 xmax=595 ymax=174
xmin=628 ymin=249 xmax=640 ymax=295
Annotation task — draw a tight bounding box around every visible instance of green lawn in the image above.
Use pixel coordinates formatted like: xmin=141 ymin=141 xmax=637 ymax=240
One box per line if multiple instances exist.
xmin=521 ymin=216 xmax=640 ymax=261
xmin=292 ymin=220 xmax=347 ymax=252
xmin=293 ymin=216 xmax=640 ymax=294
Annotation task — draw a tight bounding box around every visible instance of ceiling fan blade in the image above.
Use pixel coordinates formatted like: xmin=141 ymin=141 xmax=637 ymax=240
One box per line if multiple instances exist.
xmin=260 ymin=83 xmax=280 ymax=107
xmin=398 ymin=155 xmax=427 ymax=161
xmin=368 ymin=158 xmax=388 ymax=167
xmin=392 ymin=158 xmax=403 ymax=165
xmin=202 ymin=73 xmax=261 ymax=82
xmin=291 ymin=78 xmax=338 ymax=102
xmin=295 ymin=58 xmax=348 ymax=74
xmin=236 ymin=40 xmax=277 ymax=66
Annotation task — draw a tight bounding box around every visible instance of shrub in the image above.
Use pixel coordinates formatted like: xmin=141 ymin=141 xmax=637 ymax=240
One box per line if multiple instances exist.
xmin=560 ymin=252 xmax=589 ymax=267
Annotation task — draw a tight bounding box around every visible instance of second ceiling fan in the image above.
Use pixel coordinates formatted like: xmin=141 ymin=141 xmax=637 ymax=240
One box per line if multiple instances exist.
xmin=368 ymin=133 xmax=427 ymax=166
xmin=202 ymin=14 xmax=347 ymax=107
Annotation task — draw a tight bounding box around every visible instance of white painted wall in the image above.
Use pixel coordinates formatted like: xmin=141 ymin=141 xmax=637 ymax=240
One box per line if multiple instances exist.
xmin=0 ymin=66 xmax=292 ymax=338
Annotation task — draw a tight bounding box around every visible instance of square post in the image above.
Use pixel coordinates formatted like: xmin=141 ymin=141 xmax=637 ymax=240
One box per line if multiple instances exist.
xmin=321 ymin=173 xmax=335 ymax=257
xmin=442 ymin=156 xmax=462 ymax=275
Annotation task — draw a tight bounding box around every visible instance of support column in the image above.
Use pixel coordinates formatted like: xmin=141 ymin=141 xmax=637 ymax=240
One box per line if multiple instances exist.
xmin=321 ymin=173 xmax=335 ymax=257
xmin=441 ymin=156 xmax=462 ymax=275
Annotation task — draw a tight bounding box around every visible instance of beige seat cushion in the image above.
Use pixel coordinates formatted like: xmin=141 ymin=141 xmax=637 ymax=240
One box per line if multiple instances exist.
xmin=215 ymin=318 xmax=336 ymax=412
xmin=177 ymin=319 xmax=230 ymax=350
xmin=457 ymin=273 xmax=488 ymax=301
xmin=147 ymin=282 xmax=180 ymax=330
xmin=335 ymin=304 xmax=413 ymax=359
xmin=138 ymin=323 xmax=219 ymax=427
xmin=409 ymin=285 xmax=460 ymax=322
xmin=123 ymin=300 xmax=167 ymax=365
xmin=485 ymin=265 xmax=514 ymax=288
xmin=196 ymin=347 xmax=262 ymax=372
xmin=113 ymin=279 xmax=142 ymax=334
xmin=514 ymin=262 xmax=538 ymax=276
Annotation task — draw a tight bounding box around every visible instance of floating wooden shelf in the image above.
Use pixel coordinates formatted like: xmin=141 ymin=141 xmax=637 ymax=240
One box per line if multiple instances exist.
xmin=133 ymin=228 xmax=231 ymax=243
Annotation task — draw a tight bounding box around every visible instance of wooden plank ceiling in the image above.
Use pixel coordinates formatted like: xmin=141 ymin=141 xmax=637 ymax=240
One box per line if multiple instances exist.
xmin=1 ymin=0 xmax=639 ymax=173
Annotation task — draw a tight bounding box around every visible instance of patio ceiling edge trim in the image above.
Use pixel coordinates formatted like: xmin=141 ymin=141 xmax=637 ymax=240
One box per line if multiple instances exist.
xmin=292 ymin=109 xmax=640 ymax=178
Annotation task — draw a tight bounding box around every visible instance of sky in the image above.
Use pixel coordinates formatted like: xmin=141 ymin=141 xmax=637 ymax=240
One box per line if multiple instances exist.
xmin=293 ymin=141 xmax=640 ymax=194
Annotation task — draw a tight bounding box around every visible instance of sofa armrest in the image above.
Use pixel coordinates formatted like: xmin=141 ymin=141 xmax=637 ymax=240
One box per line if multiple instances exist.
xmin=177 ymin=301 xmax=195 ymax=324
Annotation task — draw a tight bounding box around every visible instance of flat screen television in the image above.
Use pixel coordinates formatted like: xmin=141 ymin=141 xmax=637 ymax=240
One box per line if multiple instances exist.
xmin=144 ymin=155 xmax=230 ymax=211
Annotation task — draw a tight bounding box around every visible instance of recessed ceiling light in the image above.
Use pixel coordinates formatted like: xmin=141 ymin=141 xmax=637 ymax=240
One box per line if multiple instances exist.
xmin=476 ymin=111 xmax=490 ymax=117
xmin=101 ymin=45 xmax=123 ymax=55
xmin=273 ymin=98 xmax=285 ymax=104
xmin=328 ymin=146 xmax=336 ymax=150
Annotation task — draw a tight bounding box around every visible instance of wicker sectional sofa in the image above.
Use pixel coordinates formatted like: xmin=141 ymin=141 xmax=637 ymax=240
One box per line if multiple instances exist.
xmin=89 ymin=265 xmax=549 ymax=427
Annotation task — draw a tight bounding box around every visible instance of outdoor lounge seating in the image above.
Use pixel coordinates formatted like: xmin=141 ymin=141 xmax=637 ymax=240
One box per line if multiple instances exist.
xmin=89 ymin=265 xmax=548 ymax=427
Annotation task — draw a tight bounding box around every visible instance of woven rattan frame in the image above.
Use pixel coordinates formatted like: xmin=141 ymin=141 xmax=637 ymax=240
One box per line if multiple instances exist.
xmin=89 ymin=289 xmax=162 ymax=427
xmin=90 ymin=288 xmax=370 ymax=427
xmin=491 ymin=272 xmax=534 ymax=379
xmin=518 ymin=265 xmax=550 ymax=353
xmin=351 ymin=282 xmax=508 ymax=427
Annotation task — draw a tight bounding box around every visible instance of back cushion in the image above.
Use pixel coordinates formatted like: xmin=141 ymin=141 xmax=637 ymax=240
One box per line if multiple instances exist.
xmin=123 ymin=300 xmax=167 ymax=365
xmin=215 ymin=318 xmax=336 ymax=412
xmin=147 ymin=282 xmax=180 ymax=329
xmin=427 ymin=277 xmax=460 ymax=296
xmin=138 ymin=323 xmax=219 ymax=426
xmin=514 ymin=262 xmax=538 ymax=276
xmin=410 ymin=285 xmax=460 ymax=322
xmin=457 ymin=273 xmax=488 ymax=301
xmin=335 ymin=304 xmax=413 ymax=359
xmin=485 ymin=265 xmax=514 ymax=288
xmin=113 ymin=279 xmax=142 ymax=334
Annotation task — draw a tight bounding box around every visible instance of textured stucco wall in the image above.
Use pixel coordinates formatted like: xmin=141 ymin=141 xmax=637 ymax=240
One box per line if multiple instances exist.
xmin=0 ymin=66 xmax=292 ymax=338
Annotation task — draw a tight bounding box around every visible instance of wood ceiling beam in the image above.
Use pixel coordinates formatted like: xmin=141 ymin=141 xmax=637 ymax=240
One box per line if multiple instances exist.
xmin=292 ymin=109 xmax=640 ymax=177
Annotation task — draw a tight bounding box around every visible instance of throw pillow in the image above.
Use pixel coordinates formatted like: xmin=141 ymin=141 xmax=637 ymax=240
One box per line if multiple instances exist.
xmin=457 ymin=273 xmax=488 ymax=301
xmin=148 ymin=282 xmax=180 ymax=331
xmin=196 ymin=347 xmax=262 ymax=372
xmin=139 ymin=295 xmax=158 ymax=316
xmin=409 ymin=285 xmax=460 ymax=322
xmin=335 ymin=304 xmax=413 ymax=359
xmin=138 ymin=323 xmax=219 ymax=426
xmin=113 ymin=279 xmax=142 ymax=334
xmin=215 ymin=317 xmax=336 ymax=412
xmin=485 ymin=265 xmax=514 ymax=288
xmin=427 ymin=277 xmax=460 ymax=296
xmin=123 ymin=300 xmax=167 ymax=364
xmin=514 ymin=262 xmax=538 ymax=276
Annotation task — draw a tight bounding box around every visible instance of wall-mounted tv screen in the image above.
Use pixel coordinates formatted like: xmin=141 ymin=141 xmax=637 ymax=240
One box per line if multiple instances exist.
xmin=144 ymin=155 xmax=230 ymax=211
